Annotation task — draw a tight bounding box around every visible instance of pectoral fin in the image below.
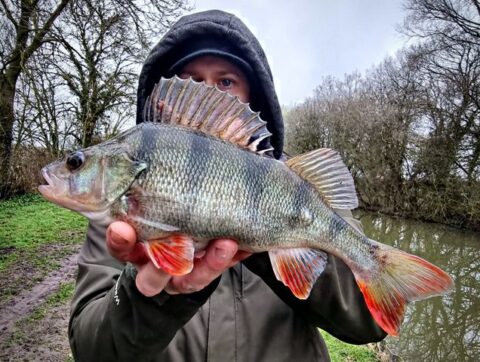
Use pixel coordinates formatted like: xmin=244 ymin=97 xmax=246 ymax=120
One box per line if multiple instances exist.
xmin=145 ymin=234 xmax=195 ymax=276
xmin=269 ymin=248 xmax=328 ymax=299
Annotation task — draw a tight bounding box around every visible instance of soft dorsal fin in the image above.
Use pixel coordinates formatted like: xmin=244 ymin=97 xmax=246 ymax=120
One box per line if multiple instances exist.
xmin=143 ymin=76 xmax=273 ymax=154
xmin=286 ymin=148 xmax=358 ymax=209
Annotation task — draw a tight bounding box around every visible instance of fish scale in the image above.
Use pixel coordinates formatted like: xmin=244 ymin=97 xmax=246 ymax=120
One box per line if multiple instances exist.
xmin=115 ymin=124 xmax=310 ymax=250
xmin=39 ymin=76 xmax=453 ymax=337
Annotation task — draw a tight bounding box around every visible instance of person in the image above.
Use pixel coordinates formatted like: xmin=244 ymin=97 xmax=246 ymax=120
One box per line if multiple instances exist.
xmin=68 ymin=10 xmax=386 ymax=361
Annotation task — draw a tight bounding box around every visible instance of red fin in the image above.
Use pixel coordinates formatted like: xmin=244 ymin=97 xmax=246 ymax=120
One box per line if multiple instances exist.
xmin=269 ymin=248 xmax=328 ymax=299
xmin=145 ymin=234 xmax=194 ymax=276
xmin=354 ymin=242 xmax=454 ymax=336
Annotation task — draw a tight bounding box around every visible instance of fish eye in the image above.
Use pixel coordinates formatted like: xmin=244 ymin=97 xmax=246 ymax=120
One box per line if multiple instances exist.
xmin=66 ymin=151 xmax=85 ymax=171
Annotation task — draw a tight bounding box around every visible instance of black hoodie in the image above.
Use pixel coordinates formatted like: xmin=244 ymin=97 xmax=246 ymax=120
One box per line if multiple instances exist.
xmin=136 ymin=9 xmax=284 ymax=159
xmin=69 ymin=10 xmax=386 ymax=362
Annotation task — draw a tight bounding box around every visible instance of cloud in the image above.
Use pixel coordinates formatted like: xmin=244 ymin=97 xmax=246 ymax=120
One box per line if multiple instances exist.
xmin=194 ymin=0 xmax=407 ymax=105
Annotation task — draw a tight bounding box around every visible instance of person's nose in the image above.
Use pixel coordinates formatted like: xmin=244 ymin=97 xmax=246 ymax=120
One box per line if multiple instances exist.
xmin=202 ymin=76 xmax=215 ymax=87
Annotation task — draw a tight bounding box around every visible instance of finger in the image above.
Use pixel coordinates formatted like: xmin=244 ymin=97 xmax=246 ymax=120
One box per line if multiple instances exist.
xmin=107 ymin=222 xmax=149 ymax=264
xmin=204 ymin=239 xmax=239 ymax=271
xmin=135 ymin=262 xmax=171 ymax=297
xmin=167 ymin=239 xmax=238 ymax=293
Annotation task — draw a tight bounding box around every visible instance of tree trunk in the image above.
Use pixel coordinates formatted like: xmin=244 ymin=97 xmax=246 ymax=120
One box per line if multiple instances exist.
xmin=0 ymin=0 xmax=71 ymax=198
xmin=0 ymin=74 xmax=17 ymax=197
xmin=82 ymin=115 xmax=97 ymax=148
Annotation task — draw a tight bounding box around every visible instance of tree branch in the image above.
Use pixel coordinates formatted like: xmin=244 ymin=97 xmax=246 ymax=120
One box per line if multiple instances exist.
xmin=0 ymin=0 xmax=18 ymax=29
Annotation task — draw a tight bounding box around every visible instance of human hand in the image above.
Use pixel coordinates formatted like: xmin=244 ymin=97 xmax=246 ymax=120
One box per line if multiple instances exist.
xmin=107 ymin=221 xmax=251 ymax=297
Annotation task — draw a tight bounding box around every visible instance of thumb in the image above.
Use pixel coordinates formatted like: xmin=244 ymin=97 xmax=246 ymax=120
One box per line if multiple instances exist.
xmin=107 ymin=222 xmax=149 ymax=265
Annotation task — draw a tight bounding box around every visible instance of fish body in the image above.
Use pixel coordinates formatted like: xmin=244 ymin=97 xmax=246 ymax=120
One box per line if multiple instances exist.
xmin=109 ymin=124 xmax=359 ymax=255
xmin=39 ymin=77 xmax=453 ymax=336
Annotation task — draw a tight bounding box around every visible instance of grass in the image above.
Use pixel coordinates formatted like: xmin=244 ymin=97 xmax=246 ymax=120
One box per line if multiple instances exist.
xmin=0 ymin=194 xmax=87 ymax=271
xmin=0 ymin=194 xmax=86 ymax=305
xmin=320 ymin=329 xmax=379 ymax=362
xmin=0 ymin=195 xmax=84 ymax=362
xmin=1 ymin=194 xmax=381 ymax=361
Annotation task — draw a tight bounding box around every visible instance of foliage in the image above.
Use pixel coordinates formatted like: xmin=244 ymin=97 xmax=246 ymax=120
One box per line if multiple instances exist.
xmin=7 ymin=145 xmax=60 ymax=195
xmin=285 ymin=0 xmax=480 ymax=229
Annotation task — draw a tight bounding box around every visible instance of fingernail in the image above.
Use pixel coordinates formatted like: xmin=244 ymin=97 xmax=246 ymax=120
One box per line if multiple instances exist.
xmin=215 ymin=247 xmax=234 ymax=261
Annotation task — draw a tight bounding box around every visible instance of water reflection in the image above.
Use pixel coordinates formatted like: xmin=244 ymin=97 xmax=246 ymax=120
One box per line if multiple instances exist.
xmin=356 ymin=212 xmax=480 ymax=362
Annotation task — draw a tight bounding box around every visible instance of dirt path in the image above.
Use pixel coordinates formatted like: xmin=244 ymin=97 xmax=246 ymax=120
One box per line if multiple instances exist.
xmin=0 ymin=246 xmax=80 ymax=362
xmin=0 ymin=253 xmax=77 ymax=333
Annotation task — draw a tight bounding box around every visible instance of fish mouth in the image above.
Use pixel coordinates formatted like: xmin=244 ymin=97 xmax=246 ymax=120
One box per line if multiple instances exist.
xmin=38 ymin=167 xmax=99 ymax=213
xmin=39 ymin=167 xmax=53 ymax=187
xmin=38 ymin=167 xmax=65 ymax=201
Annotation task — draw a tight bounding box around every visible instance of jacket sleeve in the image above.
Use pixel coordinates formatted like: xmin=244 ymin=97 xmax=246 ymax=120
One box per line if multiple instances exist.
xmin=242 ymin=209 xmax=387 ymax=344
xmin=68 ymin=222 xmax=218 ymax=362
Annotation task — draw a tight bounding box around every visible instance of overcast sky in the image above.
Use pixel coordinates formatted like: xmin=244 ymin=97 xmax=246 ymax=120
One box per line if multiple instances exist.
xmin=192 ymin=0 xmax=409 ymax=106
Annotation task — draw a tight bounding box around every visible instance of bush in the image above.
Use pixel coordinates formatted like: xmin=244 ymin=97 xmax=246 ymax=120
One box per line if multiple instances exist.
xmin=7 ymin=146 xmax=60 ymax=196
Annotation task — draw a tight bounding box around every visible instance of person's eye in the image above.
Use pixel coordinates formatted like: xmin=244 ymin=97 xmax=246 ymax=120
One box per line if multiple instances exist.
xmin=218 ymin=78 xmax=233 ymax=89
xmin=178 ymin=72 xmax=202 ymax=82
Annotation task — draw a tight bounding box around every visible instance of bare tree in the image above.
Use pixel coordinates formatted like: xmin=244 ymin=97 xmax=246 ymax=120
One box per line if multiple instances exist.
xmin=49 ymin=0 xmax=189 ymax=147
xmin=400 ymin=0 xmax=480 ymax=226
xmin=401 ymin=0 xmax=480 ymax=47
xmin=0 ymin=0 xmax=71 ymax=197
xmin=285 ymin=41 xmax=479 ymax=229
xmin=14 ymin=48 xmax=76 ymax=156
xmin=285 ymin=55 xmax=419 ymax=213
xmin=2 ymin=0 xmax=189 ymax=197
xmin=402 ymin=0 xmax=480 ymax=181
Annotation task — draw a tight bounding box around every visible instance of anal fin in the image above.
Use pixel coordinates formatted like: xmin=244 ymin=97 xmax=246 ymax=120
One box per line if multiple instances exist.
xmin=269 ymin=248 xmax=328 ymax=299
xmin=145 ymin=234 xmax=195 ymax=276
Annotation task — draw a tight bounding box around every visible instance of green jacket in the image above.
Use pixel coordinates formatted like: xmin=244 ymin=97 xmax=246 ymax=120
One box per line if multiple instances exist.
xmin=69 ymin=10 xmax=386 ymax=361
xmin=68 ymin=210 xmax=386 ymax=361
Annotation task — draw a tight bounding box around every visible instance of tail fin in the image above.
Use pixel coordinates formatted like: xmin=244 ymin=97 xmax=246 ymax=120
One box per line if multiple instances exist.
xmin=354 ymin=241 xmax=454 ymax=336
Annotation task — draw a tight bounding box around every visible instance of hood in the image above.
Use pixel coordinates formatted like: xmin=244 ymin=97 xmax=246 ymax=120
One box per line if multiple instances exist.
xmin=136 ymin=10 xmax=284 ymax=159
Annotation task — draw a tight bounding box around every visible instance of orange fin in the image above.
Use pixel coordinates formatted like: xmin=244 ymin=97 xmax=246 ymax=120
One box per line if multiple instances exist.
xmin=269 ymin=248 xmax=328 ymax=299
xmin=144 ymin=234 xmax=194 ymax=276
xmin=354 ymin=241 xmax=454 ymax=336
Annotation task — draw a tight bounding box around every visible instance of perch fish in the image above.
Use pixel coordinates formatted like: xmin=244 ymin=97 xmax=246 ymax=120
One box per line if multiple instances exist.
xmin=38 ymin=76 xmax=454 ymax=336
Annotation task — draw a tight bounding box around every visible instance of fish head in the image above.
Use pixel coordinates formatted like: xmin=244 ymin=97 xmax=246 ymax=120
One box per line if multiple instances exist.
xmin=38 ymin=144 xmax=147 ymax=215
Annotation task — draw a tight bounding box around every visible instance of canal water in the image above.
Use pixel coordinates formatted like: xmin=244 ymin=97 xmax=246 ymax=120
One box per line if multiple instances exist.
xmin=357 ymin=212 xmax=480 ymax=362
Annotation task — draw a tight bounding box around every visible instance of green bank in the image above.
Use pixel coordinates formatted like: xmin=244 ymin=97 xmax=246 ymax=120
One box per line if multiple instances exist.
xmin=0 ymin=194 xmax=379 ymax=361
xmin=0 ymin=194 xmax=87 ymax=269
xmin=0 ymin=194 xmax=86 ymax=303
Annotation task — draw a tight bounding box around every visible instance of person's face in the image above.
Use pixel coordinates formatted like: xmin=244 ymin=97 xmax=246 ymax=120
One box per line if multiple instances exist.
xmin=177 ymin=55 xmax=250 ymax=103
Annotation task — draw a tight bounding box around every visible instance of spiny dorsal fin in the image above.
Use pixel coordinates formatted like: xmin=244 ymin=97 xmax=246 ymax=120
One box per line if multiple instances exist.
xmin=286 ymin=148 xmax=358 ymax=209
xmin=143 ymin=76 xmax=273 ymax=154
